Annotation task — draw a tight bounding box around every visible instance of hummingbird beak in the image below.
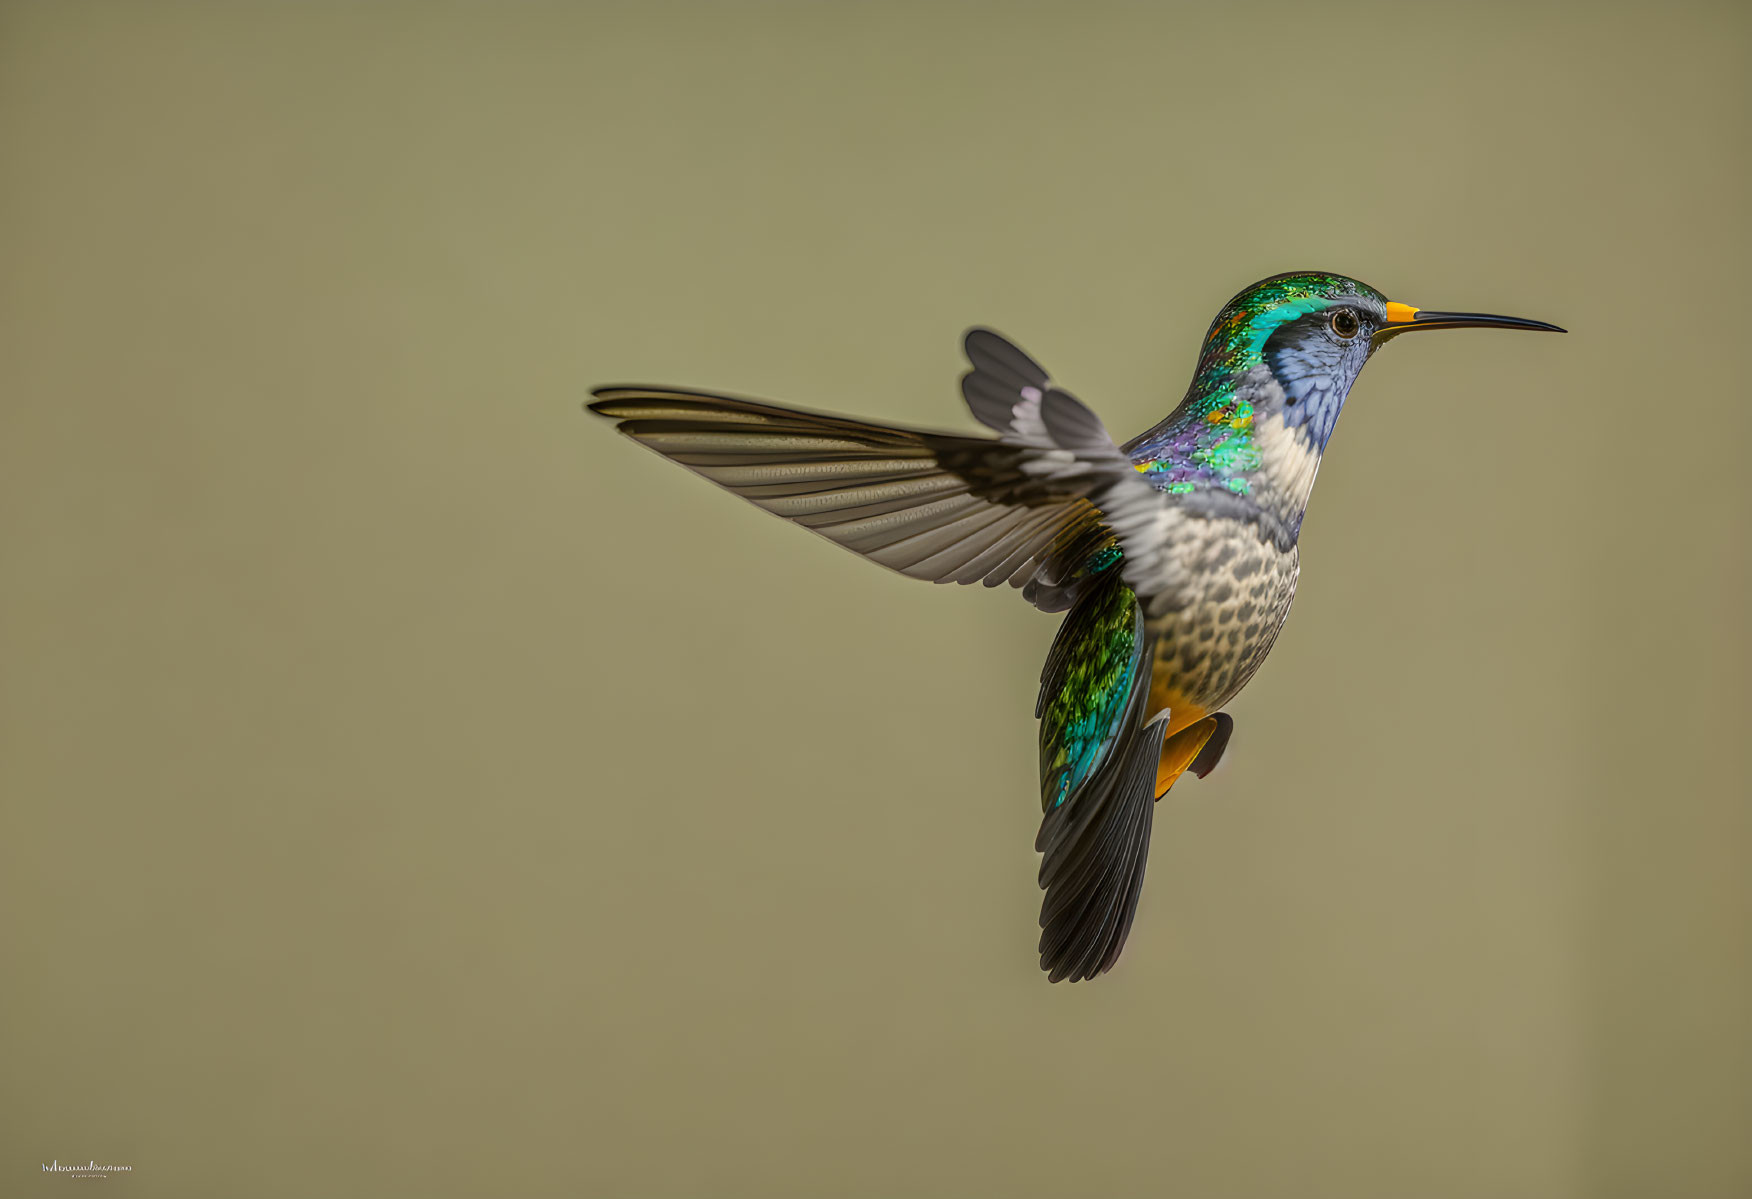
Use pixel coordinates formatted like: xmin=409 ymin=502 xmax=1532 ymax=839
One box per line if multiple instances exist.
xmin=1374 ymin=300 xmax=1566 ymax=343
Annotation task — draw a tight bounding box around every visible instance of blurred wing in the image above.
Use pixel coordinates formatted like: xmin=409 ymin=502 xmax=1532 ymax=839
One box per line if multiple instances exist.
xmin=590 ymin=330 xmax=1179 ymax=612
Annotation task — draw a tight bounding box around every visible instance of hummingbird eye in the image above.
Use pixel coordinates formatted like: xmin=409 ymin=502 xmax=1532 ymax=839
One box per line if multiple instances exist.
xmin=1330 ymin=309 xmax=1361 ymax=339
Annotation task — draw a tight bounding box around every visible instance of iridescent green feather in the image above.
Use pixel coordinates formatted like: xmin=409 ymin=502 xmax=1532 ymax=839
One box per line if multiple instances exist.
xmin=1127 ymin=271 xmax=1385 ymax=494
xmin=1037 ymin=573 xmax=1143 ymax=812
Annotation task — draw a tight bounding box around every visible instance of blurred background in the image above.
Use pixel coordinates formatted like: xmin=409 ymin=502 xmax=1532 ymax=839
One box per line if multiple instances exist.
xmin=2 ymin=3 xmax=1747 ymax=1196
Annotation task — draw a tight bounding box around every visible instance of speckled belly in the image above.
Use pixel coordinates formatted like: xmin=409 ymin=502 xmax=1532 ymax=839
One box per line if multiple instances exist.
xmin=1144 ymin=528 xmax=1299 ymax=736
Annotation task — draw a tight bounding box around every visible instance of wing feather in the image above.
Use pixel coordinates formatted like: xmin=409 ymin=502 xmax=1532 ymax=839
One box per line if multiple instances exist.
xmin=590 ymin=331 xmax=1180 ymax=613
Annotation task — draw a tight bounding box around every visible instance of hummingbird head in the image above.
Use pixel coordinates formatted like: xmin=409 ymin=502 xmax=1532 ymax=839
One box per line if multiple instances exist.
xmin=1125 ymin=271 xmax=1562 ymax=508
xmin=1121 ymin=271 xmax=1562 ymax=511
xmin=1197 ymin=271 xmax=1565 ymax=451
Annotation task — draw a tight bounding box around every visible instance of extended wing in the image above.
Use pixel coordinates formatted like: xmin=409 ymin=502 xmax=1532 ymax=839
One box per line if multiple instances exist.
xmin=589 ymin=330 xmax=1178 ymax=613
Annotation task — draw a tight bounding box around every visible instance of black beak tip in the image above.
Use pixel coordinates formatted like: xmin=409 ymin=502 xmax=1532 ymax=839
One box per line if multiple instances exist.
xmin=1410 ymin=310 xmax=1567 ymax=334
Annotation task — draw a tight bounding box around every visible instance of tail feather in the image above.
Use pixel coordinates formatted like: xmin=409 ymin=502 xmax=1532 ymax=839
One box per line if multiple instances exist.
xmin=1037 ymin=705 xmax=1167 ymax=982
xmin=1034 ymin=573 xmax=1168 ymax=982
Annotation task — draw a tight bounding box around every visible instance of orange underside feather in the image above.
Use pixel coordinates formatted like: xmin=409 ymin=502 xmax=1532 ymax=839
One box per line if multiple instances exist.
xmin=1149 ymin=676 xmax=1222 ymax=799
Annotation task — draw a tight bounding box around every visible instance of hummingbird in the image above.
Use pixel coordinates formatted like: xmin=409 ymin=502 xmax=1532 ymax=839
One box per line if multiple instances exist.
xmin=588 ymin=272 xmax=1563 ymax=982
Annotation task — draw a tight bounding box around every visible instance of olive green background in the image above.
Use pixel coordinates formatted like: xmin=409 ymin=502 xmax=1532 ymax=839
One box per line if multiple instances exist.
xmin=3 ymin=2 xmax=1747 ymax=1196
